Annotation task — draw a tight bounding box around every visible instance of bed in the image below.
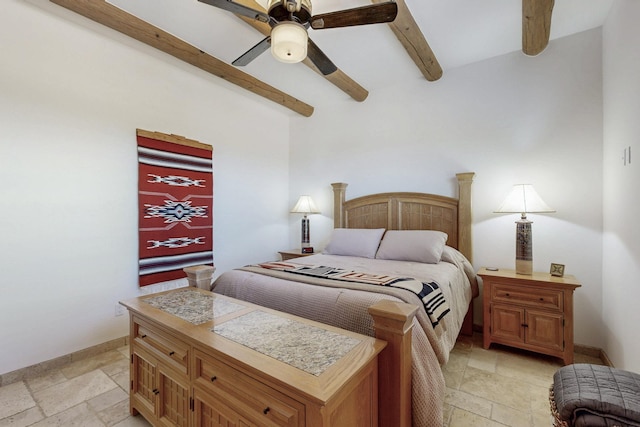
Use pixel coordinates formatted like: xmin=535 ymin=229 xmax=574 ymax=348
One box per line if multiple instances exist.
xmin=211 ymin=172 xmax=478 ymax=427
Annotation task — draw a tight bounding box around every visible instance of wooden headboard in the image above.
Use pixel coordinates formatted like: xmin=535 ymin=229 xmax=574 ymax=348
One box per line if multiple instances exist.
xmin=331 ymin=172 xmax=475 ymax=263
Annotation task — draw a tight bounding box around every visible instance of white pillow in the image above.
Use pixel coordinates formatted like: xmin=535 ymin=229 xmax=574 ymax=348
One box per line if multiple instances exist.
xmin=375 ymin=230 xmax=448 ymax=264
xmin=323 ymin=228 xmax=385 ymax=259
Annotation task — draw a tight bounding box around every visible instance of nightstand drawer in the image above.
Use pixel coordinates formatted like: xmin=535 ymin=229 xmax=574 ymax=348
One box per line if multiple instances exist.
xmin=492 ymin=284 xmax=563 ymax=311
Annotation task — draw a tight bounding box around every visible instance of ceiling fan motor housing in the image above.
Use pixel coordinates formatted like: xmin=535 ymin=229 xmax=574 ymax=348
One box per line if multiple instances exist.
xmin=268 ymin=0 xmax=311 ymax=23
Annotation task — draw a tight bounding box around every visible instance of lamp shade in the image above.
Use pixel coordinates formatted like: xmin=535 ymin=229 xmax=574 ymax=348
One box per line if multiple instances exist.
xmin=290 ymin=195 xmax=320 ymax=215
xmin=494 ymin=184 xmax=555 ymax=215
xmin=271 ymin=22 xmax=308 ymax=63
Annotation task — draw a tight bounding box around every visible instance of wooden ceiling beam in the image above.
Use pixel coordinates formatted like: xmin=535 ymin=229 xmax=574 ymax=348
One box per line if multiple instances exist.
xmin=374 ymin=0 xmax=443 ymax=82
xmin=49 ymin=0 xmax=314 ymax=117
xmin=522 ymin=0 xmax=555 ymax=56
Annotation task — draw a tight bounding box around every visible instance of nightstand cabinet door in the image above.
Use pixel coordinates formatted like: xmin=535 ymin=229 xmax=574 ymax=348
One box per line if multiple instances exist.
xmin=526 ymin=309 xmax=564 ymax=351
xmin=491 ymin=305 xmax=525 ymax=343
xmin=479 ymin=268 xmax=580 ymax=365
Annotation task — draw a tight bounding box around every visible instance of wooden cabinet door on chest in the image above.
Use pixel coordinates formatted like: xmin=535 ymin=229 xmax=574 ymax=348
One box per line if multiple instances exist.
xmin=131 ymin=317 xmax=190 ymax=427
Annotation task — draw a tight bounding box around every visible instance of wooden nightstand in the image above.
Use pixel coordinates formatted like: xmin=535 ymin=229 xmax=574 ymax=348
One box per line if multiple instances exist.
xmin=278 ymin=249 xmax=315 ymax=261
xmin=478 ymin=268 xmax=581 ymax=365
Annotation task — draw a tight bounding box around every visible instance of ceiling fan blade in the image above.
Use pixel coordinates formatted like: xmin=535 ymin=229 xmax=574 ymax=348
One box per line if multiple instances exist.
xmin=306 ymin=39 xmax=338 ymax=75
xmin=232 ymin=36 xmax=271 ymax=66
xmin=522 ymin=0 xmax=554 ymax=56
xmin=198 ymin=0 xmax=270 ymax=23
xmin=310 ymin=1 xmax=397 ymax=29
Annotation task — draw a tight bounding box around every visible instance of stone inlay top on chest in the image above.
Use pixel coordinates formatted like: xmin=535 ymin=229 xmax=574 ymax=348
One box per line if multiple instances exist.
xmin=142 ymin=289 xmax=245 ymax=325
xmin=213 ymin=310 xmax=361 ymax=376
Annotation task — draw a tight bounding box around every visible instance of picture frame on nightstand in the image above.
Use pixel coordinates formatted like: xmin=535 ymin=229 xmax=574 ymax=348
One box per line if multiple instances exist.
xmin=550 ymin=263 xmax=565 ymax=277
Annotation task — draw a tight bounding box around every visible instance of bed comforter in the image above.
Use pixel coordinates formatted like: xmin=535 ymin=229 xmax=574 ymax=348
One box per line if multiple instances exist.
xmin=212 ymin=246 xmax=478 ymax=427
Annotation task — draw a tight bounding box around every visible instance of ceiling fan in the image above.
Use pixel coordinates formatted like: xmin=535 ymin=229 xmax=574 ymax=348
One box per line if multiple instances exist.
xmin=198 ymin=0 xmax=398 ymax=75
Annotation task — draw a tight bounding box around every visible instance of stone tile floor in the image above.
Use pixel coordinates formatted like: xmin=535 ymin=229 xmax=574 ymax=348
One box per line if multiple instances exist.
xmin=443 ymin=334 xmax=604 ymax=426
xmin=0 ymin=334 xmax=603 ymax=426
xmin=0 ymin=346 xmax=150 ymax=427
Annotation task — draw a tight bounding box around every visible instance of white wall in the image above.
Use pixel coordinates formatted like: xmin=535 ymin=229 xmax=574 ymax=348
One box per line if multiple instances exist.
xmin=602 ymin=0 xmax=640 ymax=372
xmin=0 ymin=1 xmax=290 ymax=375
xmin=289 ymin=29 xmax=606 ymax=349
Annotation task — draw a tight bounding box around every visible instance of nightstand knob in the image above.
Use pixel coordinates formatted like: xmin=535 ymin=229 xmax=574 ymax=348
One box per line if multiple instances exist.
xmin=505 ymin=293 xmax=510 ymax=297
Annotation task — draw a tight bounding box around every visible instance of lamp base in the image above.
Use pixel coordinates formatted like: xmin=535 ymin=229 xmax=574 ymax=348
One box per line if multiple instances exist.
xmin=301 ymin=216 xmax=311 ymax=248
xmin=515 ymin=217 xmax=533 ymax=275
xmin=515 ymin=259 xmax=533 ymax=275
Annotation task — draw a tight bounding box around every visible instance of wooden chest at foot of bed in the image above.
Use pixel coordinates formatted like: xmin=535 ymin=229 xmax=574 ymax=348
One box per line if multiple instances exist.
xmin=121 ymin=288 xmax=389 ymax=427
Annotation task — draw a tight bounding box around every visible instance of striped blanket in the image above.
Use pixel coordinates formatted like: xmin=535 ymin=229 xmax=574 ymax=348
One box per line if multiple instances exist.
xmin=255 ymin=262 xmax=450 ymax=327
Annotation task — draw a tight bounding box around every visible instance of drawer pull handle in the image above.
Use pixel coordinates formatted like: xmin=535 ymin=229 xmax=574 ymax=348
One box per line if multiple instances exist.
xmin=505 ymin=293 xmax=510 ymax=297
xmin=539 ymin=297 xmax=544 ymax=301
xmin=263 ymin=407 xmax=270 ymax=415
xmin=141 ymin=334 xmax=147 ymax=338
xmin=169 ymin=351 xmax=175 ymax=356
xmin=210 ymin=376 xmax=217 ymax=382
xmin=521 ymin=323 xmax=529 ymax=328
xmin=152 ymin=388 xmax=159 ymax=395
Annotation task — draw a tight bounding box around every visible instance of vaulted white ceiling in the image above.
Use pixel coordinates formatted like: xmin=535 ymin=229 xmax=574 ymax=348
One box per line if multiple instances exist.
xmin=105 ymin=0 xmax=614 ymax=109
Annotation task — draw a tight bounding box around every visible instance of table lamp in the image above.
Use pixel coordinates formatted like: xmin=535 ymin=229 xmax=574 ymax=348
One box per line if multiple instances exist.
xmin=290 ymin=195 xmax=320 ymax=251
xmin=495 ymin=184 xmax=555 ymax=275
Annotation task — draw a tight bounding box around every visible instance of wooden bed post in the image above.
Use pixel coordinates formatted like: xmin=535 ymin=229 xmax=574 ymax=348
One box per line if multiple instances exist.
xmin=456 ymin=172 xmax=475 ymax=336
xmin=368 ymin=300 xmax=418 ymax=427
xmin=331 ymin=182 xmax=348 ymax=228
xmin=456 ymin=172 xmax=475 ymax=264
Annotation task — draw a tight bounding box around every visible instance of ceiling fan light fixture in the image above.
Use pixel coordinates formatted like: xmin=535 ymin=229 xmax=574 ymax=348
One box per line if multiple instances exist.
xmin=270 ymin=22 xmax=308 ymax=63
